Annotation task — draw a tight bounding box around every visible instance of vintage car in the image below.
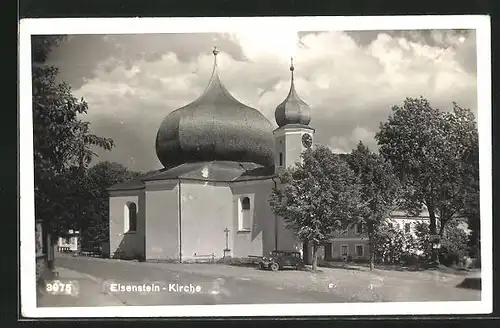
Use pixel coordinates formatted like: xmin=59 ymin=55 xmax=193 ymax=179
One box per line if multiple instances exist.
xmin=258 ymin=250 xmax=305 ymax=271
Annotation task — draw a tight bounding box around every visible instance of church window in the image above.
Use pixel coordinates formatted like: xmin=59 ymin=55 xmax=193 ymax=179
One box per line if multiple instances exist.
xmin=239 ymin=197 xmax=251 ymax=231
xmin=242 ymin=197 xmax=250 ymax=210
xmin=279 ymin=153 xmax=283 ymax=166
xmin=125 ymin=202 xmax=137 ymax=232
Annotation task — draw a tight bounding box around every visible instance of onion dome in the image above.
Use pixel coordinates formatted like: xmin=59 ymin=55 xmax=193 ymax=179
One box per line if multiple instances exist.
xmin=156 ymin=47 xmax=275 ymax=169
xmin=275 ymin=57 xmax=311 ymax=127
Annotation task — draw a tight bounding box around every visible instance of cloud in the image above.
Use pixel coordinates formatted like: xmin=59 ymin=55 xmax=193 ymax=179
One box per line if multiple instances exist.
xmin=328 ymin=126 xmax=377 ymax=154
xmin=47 ymin=29 xmax=478 ymax=172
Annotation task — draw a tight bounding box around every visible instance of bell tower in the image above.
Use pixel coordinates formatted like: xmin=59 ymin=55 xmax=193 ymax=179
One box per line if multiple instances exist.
xmin=274 ymin=57 xmax=315 ymax=172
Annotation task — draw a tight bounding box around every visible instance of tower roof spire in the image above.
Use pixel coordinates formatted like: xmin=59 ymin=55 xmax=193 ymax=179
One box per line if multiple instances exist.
xmin=274 ymin=56 xmax=311 ymax=127
xmin=212 ymin=45 xmax=219 ymax=66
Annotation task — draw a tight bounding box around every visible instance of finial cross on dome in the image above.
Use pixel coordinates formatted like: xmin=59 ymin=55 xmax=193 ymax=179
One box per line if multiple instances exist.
xmin=290 ymin=56 xmax=295 ymax=71
xmin=212 ymin=46 xmax=219 ymax=67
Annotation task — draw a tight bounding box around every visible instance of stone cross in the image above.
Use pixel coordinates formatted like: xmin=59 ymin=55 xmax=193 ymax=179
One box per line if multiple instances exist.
xmin=224 ymin=228 xmax=230 ymax=250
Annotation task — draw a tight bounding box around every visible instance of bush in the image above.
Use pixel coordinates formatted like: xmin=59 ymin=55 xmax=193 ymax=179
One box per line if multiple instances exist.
xmin=439 ymin=250 xmax=461 ymax=267
xmin=414 ymin=222 xmax=431 ymax=261
xmin=372 ymin=224 xmax=411 ymax=264
xmin=216 ymin=257 xmax=260 ymax=267
xmin=370 ymin=220 xmax=471 ymax=268
xmin=413 ymin=220 xmax=470 ymax=267
xmin=353 ymin=258 xmax=369 ymax=264
xmin=441 ymin=223 xmax=468 ymax=256
xmin=400 ymin=253 xmax=420 ymax=266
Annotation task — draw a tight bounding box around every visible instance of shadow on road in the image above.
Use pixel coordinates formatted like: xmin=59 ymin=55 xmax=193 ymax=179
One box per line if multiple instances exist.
xmin=456 ymin=277 xmax=481 ymax=290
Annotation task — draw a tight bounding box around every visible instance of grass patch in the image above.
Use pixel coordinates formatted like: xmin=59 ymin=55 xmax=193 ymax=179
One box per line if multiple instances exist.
xmin=319 ymin=260 xmax=474 ymax=275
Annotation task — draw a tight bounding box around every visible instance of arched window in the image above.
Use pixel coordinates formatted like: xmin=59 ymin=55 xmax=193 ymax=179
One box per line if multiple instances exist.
xmin=126 ymin=202 xmax=137 ymax=232
xmin=242 ymin=197 xmax=250 ymax=210
xmin=239 ymin=197 xmax=251 ymax=231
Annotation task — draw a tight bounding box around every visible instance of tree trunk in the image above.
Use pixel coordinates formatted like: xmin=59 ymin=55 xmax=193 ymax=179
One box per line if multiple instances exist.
xmin=428 ymin=206 xmax=440 ymax=265
xmin=367 ymin=221 xmax=375 ymax=271
xmin=311 ymin=243 xmax=319 ymax=271
xmin=46 ymin=232 xmax=54 ymax=270
xmin=438 ymin=208 xmax=447 ymax=237
xmin=438 ymin=222 xmax=445 ymax=237
xmin=302 ymin=241 xmax=310 ymax=265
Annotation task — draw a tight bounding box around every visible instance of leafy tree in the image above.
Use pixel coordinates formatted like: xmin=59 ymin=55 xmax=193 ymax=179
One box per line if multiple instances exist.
xmin=414 ymin=221 xmax=431 ymax=260
xmin=32 ymin=35 xmax=65 ymax=64
xmin=435 ymin=106 xmax=479 ymax=236
xmin=439 ymin=220 xmax=470 ymax=266
xmin=371 ymin=224 xmax=404 ymax=264
xmin=375 ymin=97 xmax=479 ymax=264
xmin=346 ymin=141 xmax=401 ymax=270
xmin=463 ymin=143 xmax=480 ymax=261
xmin=269 ymin=145 xmax=363 ymax=271
xmin=32 ymin=36 xmax=114 ymax=239
xmin=371 ymin=222 xmax=419 ymax=265
xmin=79 ymin=161 xmax=141 ymax=246
xmin=414 ymin=220 xmax=469 ymax=267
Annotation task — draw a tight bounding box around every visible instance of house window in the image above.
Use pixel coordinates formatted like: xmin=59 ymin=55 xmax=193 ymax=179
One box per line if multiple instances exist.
xmin=404 ymin=223 xmax=411 ymax=233
xmin=238 ymin=197 xmax=251 ymax=231
xmin=355 ymin=245 xmax=364 ymax=257
xmin=388 ymin=222 xmax=393 ymax=228
xmin=356 ymin=223 xmax=363 ymax=234
xmin=279 ymin=153 xmax=283 ymax=166
xmin=125 ymin=202 xmax=137 ymax=232
xmin=341 ymin=245 xmax=348 ymax=256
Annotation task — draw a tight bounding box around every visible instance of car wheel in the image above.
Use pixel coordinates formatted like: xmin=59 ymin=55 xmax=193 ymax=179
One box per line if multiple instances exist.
xmin=270 ymin=262 xmax=279 ymax=272
xmin=259 ymin=263 xmax=265 ymax=270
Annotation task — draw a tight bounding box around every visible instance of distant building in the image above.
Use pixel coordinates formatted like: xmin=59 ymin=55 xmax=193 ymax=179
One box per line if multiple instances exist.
xmin=57 ymin=230 xmax=80 ymax=252
xmin=323 ymin=209 xmax=469 ymax=262
xmin=107 ymin=49 xmax=314 ymax=262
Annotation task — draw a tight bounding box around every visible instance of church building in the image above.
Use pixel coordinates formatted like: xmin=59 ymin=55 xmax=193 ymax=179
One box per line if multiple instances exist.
xmin=107 ymin=47 xmax=315 ymax=262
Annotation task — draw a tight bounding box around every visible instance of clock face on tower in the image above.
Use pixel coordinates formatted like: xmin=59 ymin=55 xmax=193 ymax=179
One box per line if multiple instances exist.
xmin=301 ymin=133 xmax=312 ymax=148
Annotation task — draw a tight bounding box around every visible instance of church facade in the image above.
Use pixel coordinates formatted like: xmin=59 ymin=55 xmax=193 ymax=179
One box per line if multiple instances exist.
xmin=107 ymin=48 xmax=315 ymax=262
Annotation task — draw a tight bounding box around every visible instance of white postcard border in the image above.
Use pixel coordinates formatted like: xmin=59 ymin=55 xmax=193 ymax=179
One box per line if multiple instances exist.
xmin=19 ymin=15 xmax=492 ymax=317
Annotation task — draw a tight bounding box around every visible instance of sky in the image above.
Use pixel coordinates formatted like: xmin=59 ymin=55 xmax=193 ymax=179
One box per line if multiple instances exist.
xmin=44 ymin=29 xmax=478 ymax=172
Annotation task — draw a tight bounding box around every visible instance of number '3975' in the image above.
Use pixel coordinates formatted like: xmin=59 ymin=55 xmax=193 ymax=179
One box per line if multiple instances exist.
xmin=45 ymin=280 xmax=75 ymax=295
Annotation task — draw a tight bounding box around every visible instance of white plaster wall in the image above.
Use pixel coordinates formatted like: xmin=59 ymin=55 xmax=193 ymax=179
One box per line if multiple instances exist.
xmin=284 ymin=132 xmax=303 ymax=169
xmin=231 ymin=179 xmax=299 ymax=257
xmin=389 ymin=217 xmax=429 ymax=236
xmin=180 ymin=181 xmax=233 ymax=260
xmin=109 ymin=192 xmax=142 ymax=259
xmin=274 ymin=136 xmax=285 ymax=170
xmin=144 ymin=181 xmax=179 ymax=261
